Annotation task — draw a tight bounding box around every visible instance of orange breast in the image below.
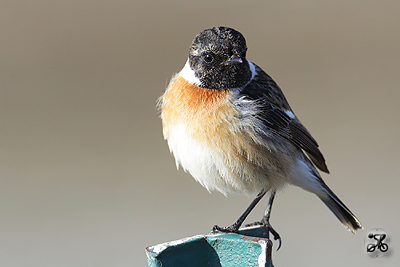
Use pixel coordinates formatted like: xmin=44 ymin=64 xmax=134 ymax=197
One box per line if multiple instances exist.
xmin=161 ymin=75 xmax=238 ymax=147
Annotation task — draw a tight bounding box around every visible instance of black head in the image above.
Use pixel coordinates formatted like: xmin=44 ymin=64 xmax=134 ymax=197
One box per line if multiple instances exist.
xmin=188 ymin=26 xmax=252 ymax=89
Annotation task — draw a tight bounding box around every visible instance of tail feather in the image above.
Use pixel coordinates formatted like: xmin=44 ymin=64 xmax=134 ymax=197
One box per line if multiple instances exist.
xmin=319 ymin=187 xmax=363 ymax=233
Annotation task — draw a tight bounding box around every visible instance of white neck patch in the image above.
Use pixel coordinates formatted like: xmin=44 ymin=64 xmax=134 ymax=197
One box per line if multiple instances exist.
xmin=179 ymin=60 xmax=202 ymax=86
xmin=248 ymin=60 xmax=257 ymax=81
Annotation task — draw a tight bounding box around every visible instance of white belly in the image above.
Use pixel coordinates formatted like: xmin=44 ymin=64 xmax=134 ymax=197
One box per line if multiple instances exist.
xmin=166 ymin=123 xmax=278 ymax=195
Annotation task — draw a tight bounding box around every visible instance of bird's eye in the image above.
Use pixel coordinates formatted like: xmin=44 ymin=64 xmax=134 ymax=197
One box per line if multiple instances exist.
xmin=203 ymin=54 xmax=214 ymax=63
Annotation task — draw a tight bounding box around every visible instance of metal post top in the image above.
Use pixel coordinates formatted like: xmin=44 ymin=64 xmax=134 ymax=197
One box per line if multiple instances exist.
xmin=146 ymin=225 xmax=274 ymax=267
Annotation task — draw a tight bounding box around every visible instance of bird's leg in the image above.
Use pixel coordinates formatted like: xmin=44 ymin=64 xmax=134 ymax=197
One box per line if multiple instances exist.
xmin=211 ymin=190 xmax=266 ymax=234
xmin=245 ymin=190 xmax=282 ymax=250
xmin=262 ymin=191 xmax=281 ymax=248
xmin=261 ymin=190 xmax=276 ymax=225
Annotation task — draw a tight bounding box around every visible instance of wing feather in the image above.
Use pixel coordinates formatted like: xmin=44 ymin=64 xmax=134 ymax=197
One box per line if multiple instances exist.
xmin=240 ymin=63 xmax=329 ymax=173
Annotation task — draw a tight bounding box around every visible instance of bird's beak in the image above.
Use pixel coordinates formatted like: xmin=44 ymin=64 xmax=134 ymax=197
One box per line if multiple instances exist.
xmin=223 ymin=55 xmax=243 ymax=66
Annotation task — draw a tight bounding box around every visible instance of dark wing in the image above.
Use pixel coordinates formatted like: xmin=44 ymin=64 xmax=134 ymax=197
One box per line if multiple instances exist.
xmin=256 ymin=103 xmax=329 ymax=173
xmin=241 ymin=63 xmax=329 ymax=173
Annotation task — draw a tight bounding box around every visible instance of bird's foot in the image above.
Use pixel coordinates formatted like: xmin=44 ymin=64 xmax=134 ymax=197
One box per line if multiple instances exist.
xmin=244 ymin=221 xmax=282 ymax=250
xmin=210 ymin=224 xmax=240 ymax=234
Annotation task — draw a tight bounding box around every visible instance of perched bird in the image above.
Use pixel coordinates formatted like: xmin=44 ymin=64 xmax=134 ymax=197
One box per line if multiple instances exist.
xmin=160 ymin=26 xmax=362 ymax=247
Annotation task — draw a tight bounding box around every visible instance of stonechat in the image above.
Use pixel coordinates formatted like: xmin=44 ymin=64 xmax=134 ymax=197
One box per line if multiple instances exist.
xmin=160 ymin=26 xmax=362 ymax=247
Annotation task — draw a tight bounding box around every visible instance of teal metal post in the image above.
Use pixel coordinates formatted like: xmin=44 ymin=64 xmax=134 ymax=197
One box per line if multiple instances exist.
xmin=146 ymin=226 xmax=274 ymax=267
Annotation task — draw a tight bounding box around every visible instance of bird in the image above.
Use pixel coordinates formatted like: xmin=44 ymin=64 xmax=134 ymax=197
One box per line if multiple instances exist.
xmin=159 ymin=26 xmax=362 ymax=248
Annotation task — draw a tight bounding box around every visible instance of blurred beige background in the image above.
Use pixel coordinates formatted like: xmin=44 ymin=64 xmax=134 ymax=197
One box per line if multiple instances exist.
xmin=1 ymin=0 xmax=399 ymax=266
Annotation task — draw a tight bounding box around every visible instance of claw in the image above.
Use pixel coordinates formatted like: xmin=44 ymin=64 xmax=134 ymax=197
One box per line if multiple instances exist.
xmin=244 ymin=221 xmax=282 ymax=250
xmin=276 ymin=238 xmax=282 ymax=251
xmin=267 ymin=226 xmax=282 ymax=250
